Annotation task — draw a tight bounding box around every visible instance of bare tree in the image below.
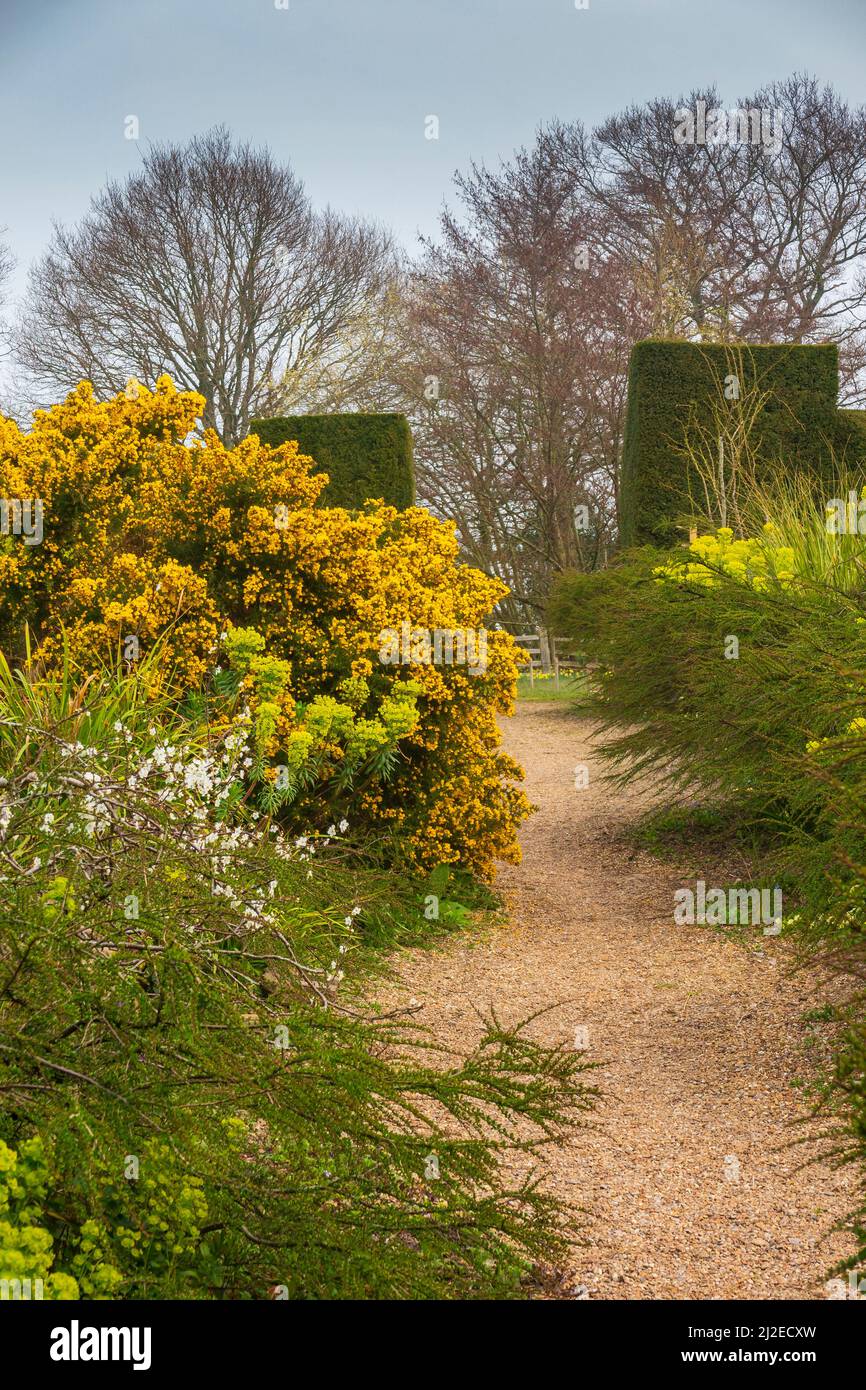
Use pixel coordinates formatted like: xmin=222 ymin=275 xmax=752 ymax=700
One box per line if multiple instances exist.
xmin=0 ymin=230 xmax=17 ymax=415
xmin=546 ymin=75 xmax=866 ymax=381
xmin=400 ymin=74 xmax=866 ymax=618
xmin=399 ymin=134 xmax=650 ymax=624
xmin=0 ymin=231 xmax=11 ymax=287
xmin=0 ymin=230 xmax=13 ymax=352
xmin=13 ymin=129 xmax=396 ymax=443
xmin=269 ymin=261 xmax=409 ymax=415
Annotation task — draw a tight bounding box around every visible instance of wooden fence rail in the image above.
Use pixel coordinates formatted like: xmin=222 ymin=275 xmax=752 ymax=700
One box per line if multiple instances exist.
xmin=512 ymin=629 xmax=581 ymax=690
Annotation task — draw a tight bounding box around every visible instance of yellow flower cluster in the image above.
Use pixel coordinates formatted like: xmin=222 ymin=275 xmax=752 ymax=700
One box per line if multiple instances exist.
xmin=654 ymin=525 xmax=796 ymax=590
xmin=0 ymin=378 xmax=529 ymax=877
xmin=806 ymin=716 xmax=866 ymax=755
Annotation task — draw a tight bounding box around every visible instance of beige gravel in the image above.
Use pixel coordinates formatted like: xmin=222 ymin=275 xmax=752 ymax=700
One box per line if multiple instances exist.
xmin=383 ymin=703 xmax=858 ymax=1300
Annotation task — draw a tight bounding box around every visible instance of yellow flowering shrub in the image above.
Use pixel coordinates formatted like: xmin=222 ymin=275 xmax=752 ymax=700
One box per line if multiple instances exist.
xmin=0 ymin=378 xmax=528 ymax=877
xmin=654 ymin=524 xmax=796 ymax=589
xmin=0 ymin=1136 xmax=126 ymax=1299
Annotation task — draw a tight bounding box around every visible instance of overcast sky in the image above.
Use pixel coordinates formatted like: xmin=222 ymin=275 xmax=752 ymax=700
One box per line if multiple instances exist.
xmin=2 ymin=0 xmax=865 ymax=316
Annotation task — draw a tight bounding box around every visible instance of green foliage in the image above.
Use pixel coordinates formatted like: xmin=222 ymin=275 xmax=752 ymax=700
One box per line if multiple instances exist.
xmin=214 ymin=623 xmax=425 ymax=817
xmin=629 ymin=802 xmax=748 ymax=864
xmin=0 ymin=1137 xmax=84 ymax=1299
xmin=550 ymin=544 xmax=857 ymax=837
xmin=0 ymin=651 xmax=596 ymax=1300
xmin=251 ymin=413 xmax=415 ymax=510
xmin=619 ymin=340 xmax=866 ymax=547
xmin=840 ymin=409 xmax=866 ymax=448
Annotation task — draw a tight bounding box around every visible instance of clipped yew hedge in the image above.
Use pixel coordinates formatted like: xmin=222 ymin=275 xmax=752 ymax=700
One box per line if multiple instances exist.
xmin=619 ymin=340 xmax=866 ymax=548
xmin=250 ymin=413 xmax=415 ymax=510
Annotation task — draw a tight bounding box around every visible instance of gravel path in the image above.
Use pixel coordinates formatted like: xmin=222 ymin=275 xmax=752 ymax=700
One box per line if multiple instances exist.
xmin=386 ymin=703 xmax=858 ymax=1299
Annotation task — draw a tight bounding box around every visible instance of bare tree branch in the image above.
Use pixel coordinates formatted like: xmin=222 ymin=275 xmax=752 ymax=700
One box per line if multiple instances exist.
xmin=13 ymin=129 xmax=396 ymax=443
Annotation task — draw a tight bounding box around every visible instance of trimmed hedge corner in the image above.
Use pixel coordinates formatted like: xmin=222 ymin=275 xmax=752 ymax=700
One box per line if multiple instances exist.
xmin=250 ymin=413 xmax=415 ymax=511
xmin=840 ymin=408 xmax=866 ymax=447
xmin=619 ymin=340 xmax=866 ymax=548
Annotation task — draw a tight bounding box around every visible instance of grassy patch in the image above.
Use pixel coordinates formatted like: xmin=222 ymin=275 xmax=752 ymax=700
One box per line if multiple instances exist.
xmin=629 ymin=801 xmax=758 ymax=861
xmin=516 ymin=671 xmax=587 ymax=703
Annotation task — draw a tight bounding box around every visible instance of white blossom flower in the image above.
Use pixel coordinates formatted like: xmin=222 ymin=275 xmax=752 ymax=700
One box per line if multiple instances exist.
xmin=81 ymin=794 xmax=111 ymax=837
xmin=184 ymin=759 xmax=214 ymax=796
